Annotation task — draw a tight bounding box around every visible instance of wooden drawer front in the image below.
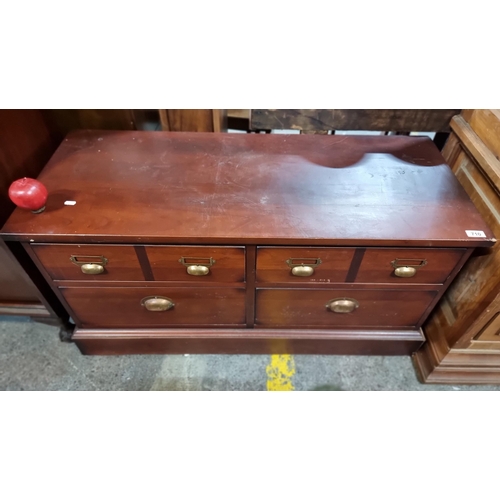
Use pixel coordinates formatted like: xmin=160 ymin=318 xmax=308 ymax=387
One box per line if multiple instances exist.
xmin=31 ymin=244 xmax=144 ymax=281
xmin=255 ymin=289 xmax=437 ymax=328
xmin=355 ymin=248 xmax=466 ymax=284
xmin=256 ymin=247 xmax=355 ymax=284
xmin=60 ymin=286 xmax=246 ymax=328
xmin=146 ymin=246 xmax=245 ymax=282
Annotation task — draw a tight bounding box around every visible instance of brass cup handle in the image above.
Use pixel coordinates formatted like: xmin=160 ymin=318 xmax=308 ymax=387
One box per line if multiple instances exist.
xmin=81 ymin=263 xmax=105 ymax=275
xmin=291 ymin=265 xmax=315 ymax=277
xmin=394 ymin=266 xmax=417 ymax=278
xmin=326 ymin=298 xmax=359 ymax=314
xmin=141 ymin=296 xmax=175 ymax=312
xmin=391 ymin=258 xmax=426 ymax=278
xmin=70 ymin=255 xmax=108 ymax=274
xmin=286 ymin=258 xmax=322 ymax=277
xmin=187 ymin=265 xmax=210 ymax=276
xmin=179 ymin=257 xmax=215 ymax=276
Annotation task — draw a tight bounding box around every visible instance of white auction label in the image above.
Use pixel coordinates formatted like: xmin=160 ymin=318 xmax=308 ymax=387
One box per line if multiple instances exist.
xmin=466 ymin=230 xmax=486 ymax=237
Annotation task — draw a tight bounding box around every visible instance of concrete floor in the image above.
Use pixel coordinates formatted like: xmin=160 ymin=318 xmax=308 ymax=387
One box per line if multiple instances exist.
xmin=1 ymin=317 xmax=499 ymax=390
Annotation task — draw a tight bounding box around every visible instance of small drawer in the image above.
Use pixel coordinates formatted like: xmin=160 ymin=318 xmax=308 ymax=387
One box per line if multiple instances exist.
xmin=31 ymin=244 xmax=144 ymax=281
xmin=255 ymin=288 xmax=438 ymax=328
xmin=145 ymin=246 xmax=245 ymax=282
xmin=256 ymin=247 xmax=355 ymax=284
xmin=60 ymin=286 xmax=246 ymax=327
xmin=355 ymin=248 xmax=466 ymax=284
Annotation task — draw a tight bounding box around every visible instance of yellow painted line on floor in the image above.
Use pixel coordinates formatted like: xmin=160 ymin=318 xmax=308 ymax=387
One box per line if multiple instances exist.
xmin=266 ymin=354 xmax=295 ymax=391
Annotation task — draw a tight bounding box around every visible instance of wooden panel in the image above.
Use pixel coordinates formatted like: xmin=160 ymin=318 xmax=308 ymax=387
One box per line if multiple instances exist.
xmin=355 ymin=248 xmax=466 ymax=284
xmin=467 ymin=109 xmax=500 ymax=160
xmin=443 ymin=154 xmax=500 ymax=335
xmin=31 ymin=244 xmax=144 ymax=281
xmin=450 ymin=115 xmax=500 ymax=191
xmin=0 ymin=110 xmax=59 ymax=306
xmin=2 ymin=131 xmax=493 ymax=248
xmin=212 ymin=110 xmax=227 ymax=133
xmin=159 ymin=110 xmax=227 ymax=132
xmin=443 ymin=133 xmax=462 ymax=175
xmin=43 ymin=110 xmax=136 ymax=140
xmin=146 ymin=245 xmax=245 ymax=282
xmin=255 ymin=288 xmax=437 ymax=328
xmin=0 ymin=242 xmax=40 ymax=301
xmin=424 ymin=147 xmax=500 ymax=348
xmin=256 ymin=246 xmax=355 ymax=284
xmin=0 ymin=302 xmax=51 ymax=317
xmin=415 ymin=110 xmax=500 ymax=383
xmin=0 ymin=110 xmax=57 ymax=224
xmin=73 ymin=328 xmax=424 ymax=356
xmin=250 ymin=109 xmax=460 ymax=132
xmin=60 ymin=286 xmax=246 ymax=328
xmin=474 ymin=312 xmax=500 ymax=343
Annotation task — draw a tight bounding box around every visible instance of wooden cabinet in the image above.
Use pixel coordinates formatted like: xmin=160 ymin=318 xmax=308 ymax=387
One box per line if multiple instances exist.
xmin=414 ymin=110 xmax=500 ymax=383
xmin=0 ymin=110 xmax=66 ymax=324
xmin=1 ymin=131 xmax=493 ymax=356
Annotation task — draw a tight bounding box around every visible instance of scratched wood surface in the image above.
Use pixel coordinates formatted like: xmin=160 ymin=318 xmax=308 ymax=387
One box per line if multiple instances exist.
xmin=1 ymin=130 xmax=493 ymax=247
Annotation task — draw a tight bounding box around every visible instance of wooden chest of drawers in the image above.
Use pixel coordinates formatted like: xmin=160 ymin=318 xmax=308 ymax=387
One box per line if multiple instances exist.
xmin=1 ymin=131 xmax=494 ymax=355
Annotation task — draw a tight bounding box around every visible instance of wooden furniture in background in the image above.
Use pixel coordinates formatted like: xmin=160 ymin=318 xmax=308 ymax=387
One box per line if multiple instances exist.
xmin=414 ymin=109 xmax=500 ymax=383
xmin=43 ymin=110 xmax=161 ymax=139
xmin=0 ymin=109 xmax=161 ymax=328
xmin=159 ymin=110 xmax=227 ymax=132
xmin=1 ymin=131 xmax=492 ymax=355
xmin=250 ymin=109 xmax=459 ymax=147
xmin=250 ymin=109 xmax=459 ymax=132
xmin=227 ymin=109 xmax=250 ymax=130
xmin=0 ymin=110 xmax=67 ymax=325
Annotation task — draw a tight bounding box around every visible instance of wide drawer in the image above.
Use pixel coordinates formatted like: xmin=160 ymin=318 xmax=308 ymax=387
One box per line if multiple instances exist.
xmin=355 ymin=248 xmax=466 ymax=284
xmin=145 ymin=246 xmax=245 ymax=282
xmin=255 ymin=288 xmax=438 ymax=328
xmin=60 ymin=286 xmax=246 ymax=328
xmin=256 ymin=247 xmax=355 ymax=284
xmin=31 ymin=244 xmax=144 ymax=281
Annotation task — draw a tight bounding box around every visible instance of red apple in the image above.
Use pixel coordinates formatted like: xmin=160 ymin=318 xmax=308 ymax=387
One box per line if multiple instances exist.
xmin=8 ymin=178 xmax=48 ymax=213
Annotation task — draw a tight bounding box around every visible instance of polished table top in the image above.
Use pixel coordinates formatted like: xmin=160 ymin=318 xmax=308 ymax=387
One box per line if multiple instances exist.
xmin=2 ymin=130 xmax=494 ymax=247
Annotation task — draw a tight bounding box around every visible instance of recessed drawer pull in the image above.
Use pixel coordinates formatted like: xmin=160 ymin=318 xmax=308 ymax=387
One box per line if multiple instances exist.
xmin=141 ymin=296 xmax=175 ymax=312
xmin=391 ymin=258 xmax=427 ymax=278
xmin=70 ymin=255 xmax=108 ymax=275
xmin=81 ymin=263 xmax=104 ymax=274
xmin=286 ymin=257 xmax=322 ymax=277
xmin=326 ymin=298 xmax=359 ymax=313
xmin=179 ymin=256 xmax=215 ymax=276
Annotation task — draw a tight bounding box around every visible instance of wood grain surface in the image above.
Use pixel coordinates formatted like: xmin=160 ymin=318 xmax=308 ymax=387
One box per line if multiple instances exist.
xmin=60 ymin=286 xmax=246 ymax=328
xmin=250 ymin=109 xmax=460 ymax=132
xmin=414 ymin=109 xmax=500 ymax=383
xmin=146 ymin=245 xmax=245 ymax=282
xmin=0 ymin=110 xmax=59 ymax=304
xmin=256 ymin=246 xmax=355 ymax=284
xmin=2 ymin=131 xmax=493 ymax=247
xmin=72 ymin=327 xmax=425 ymax=356
xmin=31 ymin=244 xmax=144 ymax=281
xmin=255 ymin=288 xmax=437 ymax=328
xmin=355 ymin=248 xmax=466 ymax=284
